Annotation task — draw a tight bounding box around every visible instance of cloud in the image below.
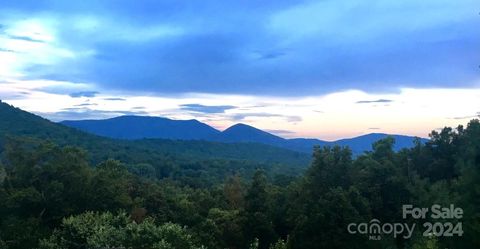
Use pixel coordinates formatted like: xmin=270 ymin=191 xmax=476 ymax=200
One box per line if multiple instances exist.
xmin=265 ymin=129 xmax=295 ymax=136
xmin=0 ymin=93 xmax=26 ymax=100
xmin=0 ymin=48 xmax=17 ymax=53
xmin=231 ymin=112 xmax=302 ymax=123
xmin=40 ymin=107 xmax=148 ymax=121
xmin=286 ymin=116 xmax=302 ymax=122
xmin=180 ymin=104 xmax=237 ymax=114
xmin=450 ymin=113 xmax=480 ymax=120
xmin=104 ymin=97 xmax=126 ymax=101
xmin=69 ymin=91 xmax=98 ymax=98
xmin=8 ymin=35 xmax=45 ymax=43
xmin=368 ymin=127 xmax=380 ymax=130
xmin=0 ymin=0 xmax=477 ymax=95
xmin=356 ymin=99 xmax=393 ymax=104
xmin=255 ymin=49 xmax=288 ymax=60
xmin=4 ymin=87 xmax=480 ymax=140
xmin=231 ymin=112 xmax=280 ymax=120
xmin=74 ymin=102 xmax=97 ymax=107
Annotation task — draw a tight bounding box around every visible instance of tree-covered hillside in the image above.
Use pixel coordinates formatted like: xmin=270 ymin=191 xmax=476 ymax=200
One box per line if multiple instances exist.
xmin=0 ymin=100 xmax=478 ymax=249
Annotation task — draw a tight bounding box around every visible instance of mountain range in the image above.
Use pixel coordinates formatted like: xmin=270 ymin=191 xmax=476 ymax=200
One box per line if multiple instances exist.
xmin=61 ymin=115 xmax=428 ymax=154
xmin=0 ymin=101 xmax=309 ymax=168
xmin=0 ymin=100 xmax=430 ymax=179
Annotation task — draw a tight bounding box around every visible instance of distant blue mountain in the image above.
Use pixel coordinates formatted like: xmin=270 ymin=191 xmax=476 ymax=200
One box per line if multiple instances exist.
xmin=61 ymin=116 xmax=428 ymax=154
xmin=285 ymin=138 xmax=329 ymax=153
xmin=61 ymin=115 xmax=220 ymax=140
xmin=330 ymin=133 xmax=428 ymax=155
xmin=213 ymin=123 xmax=427 ymax=154
xmin=218 ymin=123 xmax=286 ymax=144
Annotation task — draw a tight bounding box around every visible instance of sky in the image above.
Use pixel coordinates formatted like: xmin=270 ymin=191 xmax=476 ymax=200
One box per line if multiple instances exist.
xmin=0 ymin=0 xmax=479 ymax=140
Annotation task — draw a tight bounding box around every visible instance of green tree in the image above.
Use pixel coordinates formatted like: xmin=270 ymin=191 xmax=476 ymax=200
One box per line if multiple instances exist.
xmin=87 ymin=159 xmax=134 ymax=211
xmin=287 ymin=146 xmax=370 ymax=249
xmin=39 ymin=211 xmax=204 ymax=249
xmin=244 ymin=170 xmax=276 ymax=249
xmin=224 ymin=174 xmax=245 ymax=210
xmin=269 ymin=238 xmax=287 ymax=249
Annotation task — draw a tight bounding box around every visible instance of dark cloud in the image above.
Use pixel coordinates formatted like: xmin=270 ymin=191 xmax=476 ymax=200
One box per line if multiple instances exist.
xmin=2 ymin=1 xmax=479 ymax=95
xmin=69 ymin=91 xmax=99 ymax=98
xmin=8 ymin=35 xmax=45 ymax=43
xmin=256 ymin=49 xmax=288 ymax=60
xmin=368 ymin=127 xmax=380 ymax=130
xmin=104 ymin=97 xmax=126 ymax=101
xmin=356 ymin=99 xmax=393 ymax=104
xmin=180 ymin=104 xmax=237 ymax=114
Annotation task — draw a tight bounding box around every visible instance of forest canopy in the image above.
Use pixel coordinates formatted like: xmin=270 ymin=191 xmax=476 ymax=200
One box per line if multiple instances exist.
xmin=0 ymin=119 xmax=479 ymax=248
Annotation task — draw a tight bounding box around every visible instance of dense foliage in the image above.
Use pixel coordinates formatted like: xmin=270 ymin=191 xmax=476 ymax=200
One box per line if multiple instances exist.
xmin=39 ymin=212 xmax=204 ymax=249
xmin=0 ymin=101 xmax=479 ymax=248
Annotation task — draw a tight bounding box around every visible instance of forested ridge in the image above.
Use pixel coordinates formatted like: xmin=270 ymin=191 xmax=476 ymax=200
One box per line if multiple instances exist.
xmin=0 ymin=101 xmax=309 ymax=186
xmin=61 ymin=115 xmax=426 ymax=155
xmin=0 ymin=101 xmax=479 ymax=248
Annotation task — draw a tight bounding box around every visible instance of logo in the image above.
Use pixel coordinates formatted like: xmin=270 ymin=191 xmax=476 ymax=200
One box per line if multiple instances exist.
xmin=347 ymin=204 xmax=463 ymax=240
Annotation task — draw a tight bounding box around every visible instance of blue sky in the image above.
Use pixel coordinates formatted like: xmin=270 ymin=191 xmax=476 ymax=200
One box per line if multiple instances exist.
xmin=0 ymin=0 xmax=479 ymax=139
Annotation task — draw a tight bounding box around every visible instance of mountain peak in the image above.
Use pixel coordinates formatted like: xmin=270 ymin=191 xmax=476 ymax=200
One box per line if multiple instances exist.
xmin=224 ymin=123 xmax=258 ymax=131
xmin=220 ymin=123 xmax=285 ymax=144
